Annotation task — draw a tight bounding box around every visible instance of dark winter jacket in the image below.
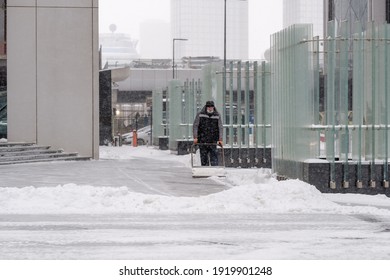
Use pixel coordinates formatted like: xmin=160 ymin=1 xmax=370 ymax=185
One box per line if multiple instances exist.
xmin=193 ymin=105 xmax=223 ymax=144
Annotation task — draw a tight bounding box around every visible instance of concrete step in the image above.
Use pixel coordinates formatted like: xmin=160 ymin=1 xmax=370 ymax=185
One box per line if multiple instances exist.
xmin=0 ymin=148 xmax=55 ymax=157
xmin=0 ymin=152 xmax=78 ymax=162
xmin=0 ymin=142 xmax=36 ymax=147
xmin=0 ymin=142 xmax=90 ymax=165
xmin=0 ymin=156 xmax=90 ymax=165
xmin=0 ymin=145 xmax=51 ymax=153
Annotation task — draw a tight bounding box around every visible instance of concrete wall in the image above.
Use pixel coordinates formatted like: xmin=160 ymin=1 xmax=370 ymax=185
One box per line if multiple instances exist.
xmin=371 ymin=0 xmax=387 ymax=23
xmin=7 ymin=0 xmax=99 ymax=158
xmin=117 ymin=68 xmax=202 ymax=91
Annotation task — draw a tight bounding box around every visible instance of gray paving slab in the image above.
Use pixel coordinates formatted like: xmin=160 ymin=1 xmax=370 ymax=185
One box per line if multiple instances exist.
xmin=0 ymin=157 xmax=228 ymax=197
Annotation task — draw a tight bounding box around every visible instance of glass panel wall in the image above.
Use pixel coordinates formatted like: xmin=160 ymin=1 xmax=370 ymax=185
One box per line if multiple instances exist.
xmin=270 ymin=24 xmax=318 ymax=179
xmin=271 ymin=19 xmax=390 ymax=188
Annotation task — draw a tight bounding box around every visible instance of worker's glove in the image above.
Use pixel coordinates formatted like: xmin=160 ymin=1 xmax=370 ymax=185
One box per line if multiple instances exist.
xmin=217 ymin=141 xmax=223 ymax=147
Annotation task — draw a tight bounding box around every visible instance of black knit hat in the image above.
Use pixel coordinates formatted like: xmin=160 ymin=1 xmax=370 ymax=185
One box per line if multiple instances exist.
xmin=206 ymin=100 xmax=215 ymax=107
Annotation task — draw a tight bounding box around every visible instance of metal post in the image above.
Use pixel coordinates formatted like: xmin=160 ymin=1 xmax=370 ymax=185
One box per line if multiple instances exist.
xmin=135 ymin=112 xmax=140 ymax=131
xmin=149 ymin=106 xmax=153 ymax=145
xmin=224 ymin=0 xmax=227 ymax=73
xmin=172 ymin=40 xmax=175 ymax=79
xmin=223 ymin=0 xmax=246 ymax=151
xmin=222 ymin=0 xmax=227 ymax=143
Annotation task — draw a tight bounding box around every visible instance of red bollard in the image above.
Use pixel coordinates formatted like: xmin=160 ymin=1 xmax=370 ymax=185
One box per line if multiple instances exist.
xmin=132 ymin=130 xmax=138 ymax=147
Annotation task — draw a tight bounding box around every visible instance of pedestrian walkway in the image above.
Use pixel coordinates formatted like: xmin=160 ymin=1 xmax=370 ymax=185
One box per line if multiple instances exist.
xmin=2 ymin=147 xmax=390 ymax=260
xmin=0 ymin=155 xmax=228 ymax=197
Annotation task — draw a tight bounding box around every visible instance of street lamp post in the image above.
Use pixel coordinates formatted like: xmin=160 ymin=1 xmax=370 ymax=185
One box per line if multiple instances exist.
xmin=224 ymin=0 xmax=227 ymax=73
xmin=223 ymin=0 xmax=246 ymax=145
xmin=172 ymin=38 xmax=188 ymax=79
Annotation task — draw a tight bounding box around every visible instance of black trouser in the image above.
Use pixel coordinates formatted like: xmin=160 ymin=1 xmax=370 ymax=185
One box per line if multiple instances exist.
xmin=199 ymin=144 xmax=218 ymax=166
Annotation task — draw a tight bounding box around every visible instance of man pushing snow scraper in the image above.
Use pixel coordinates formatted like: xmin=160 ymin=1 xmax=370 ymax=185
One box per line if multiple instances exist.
xmin=192 ymin=100 xmax=225 ymax=178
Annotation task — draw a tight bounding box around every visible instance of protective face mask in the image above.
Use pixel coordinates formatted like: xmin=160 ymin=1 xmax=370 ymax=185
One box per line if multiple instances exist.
xmin=207 ymin=107 xmax=214 ymax=114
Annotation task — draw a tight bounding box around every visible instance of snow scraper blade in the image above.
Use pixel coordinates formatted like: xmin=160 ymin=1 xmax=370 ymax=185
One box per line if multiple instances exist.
xmin=191 ymin=166 xmax=226 ymax=178
xmin=190 ymin=143 xmax=226 ymax=178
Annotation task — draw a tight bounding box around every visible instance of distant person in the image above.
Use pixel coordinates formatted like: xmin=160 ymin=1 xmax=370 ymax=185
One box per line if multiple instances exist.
xmin=193 ymin=100 xmax=223 ymax=166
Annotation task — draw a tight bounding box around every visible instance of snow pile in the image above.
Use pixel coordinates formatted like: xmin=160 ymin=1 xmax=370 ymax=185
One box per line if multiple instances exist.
xmin=0 ymin=179 xmax=319 ymax=214
xmin=0 ymin=167 xmax=388 ymax=215
xmin=0 ymin=146 xmax=389 ymax=215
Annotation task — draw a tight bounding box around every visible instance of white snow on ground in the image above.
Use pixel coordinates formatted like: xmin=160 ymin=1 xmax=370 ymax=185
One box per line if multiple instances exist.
xmin=99 ymin=145 xmax=192 ymax=166
xmin=99 ymin=145 xmax=173 ymax=161
xmin=0 ymin=146 xmax=389 ymax=215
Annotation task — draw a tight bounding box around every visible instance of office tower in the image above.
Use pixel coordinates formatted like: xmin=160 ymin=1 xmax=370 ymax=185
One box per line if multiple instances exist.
xmin=324 ymin=0 xmax=390 ymax=36
xmin=171 ymin=0 xmax=248 ymax=60
xmin=140 ymin=20 xmax=170 ymax=59
xmin=283 ymin=0 xmax=324 ymax=37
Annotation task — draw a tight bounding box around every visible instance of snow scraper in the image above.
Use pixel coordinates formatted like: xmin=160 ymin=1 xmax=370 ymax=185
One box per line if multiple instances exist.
xmin=191 ymin=143 xmax=226 ymax=178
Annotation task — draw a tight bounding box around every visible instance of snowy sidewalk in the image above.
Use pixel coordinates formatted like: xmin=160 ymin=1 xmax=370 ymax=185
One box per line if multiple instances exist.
xmin=0 ymin=146 xmax=227 ymax=197
xmin=1 ymin=146 xmax=390 ymax=259
xmin=1 ymin=145 xmax=390 ymax=215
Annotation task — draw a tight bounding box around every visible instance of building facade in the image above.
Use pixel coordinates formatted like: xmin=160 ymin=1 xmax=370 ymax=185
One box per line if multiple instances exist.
xmin=7 ymin=0 xmax=99 ymax=158
xmin=113 ymin=65 xmax=202 ymax=136
xmin=171 ymin=0 xmax=248 ymax=60
xmin=283 ymin=0 xmax=324 ymax=37
xmin=324 ymin=0 xmax=390 ymax=37
xmin=139 ymin=20 xmax=170 ymax=59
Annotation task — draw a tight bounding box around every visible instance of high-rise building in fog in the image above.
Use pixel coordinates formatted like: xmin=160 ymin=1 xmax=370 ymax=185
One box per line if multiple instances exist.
xmin=324 ymin=0 xmax=390 ymax=37
xmin=283 ymin=0 xmax=323 ymax=37
xmin=140 ymin=20 xmax=170 ymax=59
xmin=171 ymin=0 xmax=248 ymax=60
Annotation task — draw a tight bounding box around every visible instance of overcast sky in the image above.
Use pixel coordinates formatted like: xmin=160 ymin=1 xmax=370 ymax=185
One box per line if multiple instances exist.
xmin=99 ymin=0 xmax=283 ymax=59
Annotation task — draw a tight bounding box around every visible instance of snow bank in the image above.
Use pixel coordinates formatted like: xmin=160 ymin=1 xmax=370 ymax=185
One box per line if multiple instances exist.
xmin=0 ymin=146 xmax=389 ymax=215
xmin=0 ymin=166 xmax=389 ymax=215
